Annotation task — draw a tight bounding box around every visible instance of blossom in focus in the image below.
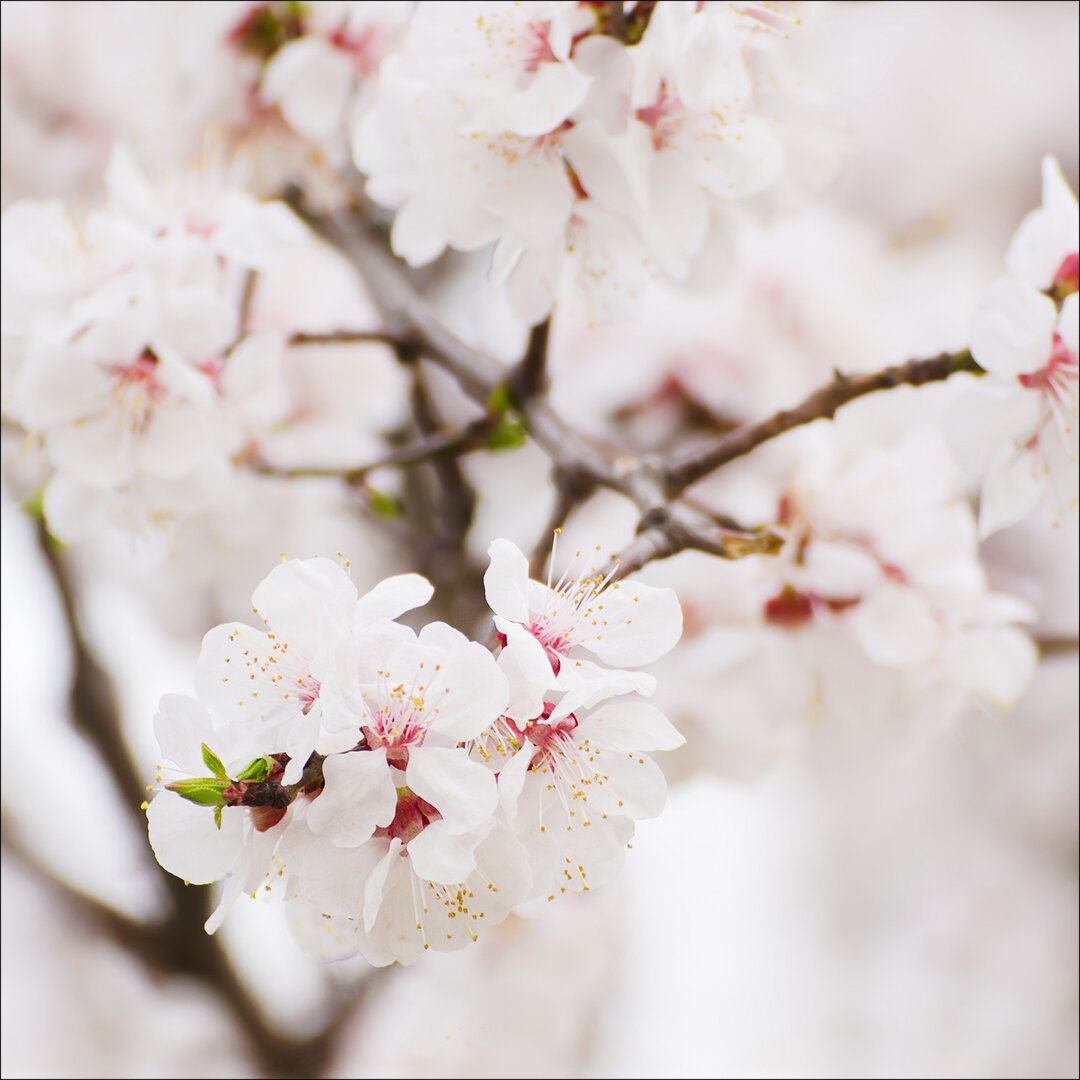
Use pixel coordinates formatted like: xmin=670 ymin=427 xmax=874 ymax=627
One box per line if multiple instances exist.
xmin=146 ymin=694 xmax=300 ymax=933
xmin=196 ymin=557 xmax=434 ymax=783
xmin=484 ymin=536 xmax=683 ymax=671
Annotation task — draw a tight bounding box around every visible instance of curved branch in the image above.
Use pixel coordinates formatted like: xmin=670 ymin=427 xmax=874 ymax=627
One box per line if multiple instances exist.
xmin=663 ymin=350 xmax=981 ymax=495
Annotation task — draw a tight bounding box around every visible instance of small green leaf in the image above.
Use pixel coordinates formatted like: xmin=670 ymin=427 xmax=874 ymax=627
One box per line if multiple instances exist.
xmin=21 ymin=489 xmax=45 ymax=521
xmin=201 ymin=743 xmax=228 ymax=779
xmin=235 ymin=755 xmax=274 ymax=783
xmin=367 ymin=488 xmax=403 ymax=520
xmin=213 ymin=805 xmax=223 ymax=831
xmin=485 ymin=416 xmax=526 ymax=452
xmin=165 ymin=777 xmax=230 ymax=807
xmin=486 ymin=382 xmax=514 ymax=416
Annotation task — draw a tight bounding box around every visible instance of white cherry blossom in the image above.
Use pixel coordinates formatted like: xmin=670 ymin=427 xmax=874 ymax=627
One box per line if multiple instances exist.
xmin=949 ymin=156 xmax=1079 ymax=537
xmin=146 ymin=694 xmax=297 ymax=933
xmin=484 ymin=536 xmax=683 ymax=670
xmin=195 ymin=558 xmax=434 ymax=782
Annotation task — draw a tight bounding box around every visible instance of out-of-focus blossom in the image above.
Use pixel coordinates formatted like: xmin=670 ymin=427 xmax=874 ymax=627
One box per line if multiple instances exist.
xmin=949 ymin=157 xmax=1079 ymax=537
xmin=354 ymin=1 xmax=797 ymax=322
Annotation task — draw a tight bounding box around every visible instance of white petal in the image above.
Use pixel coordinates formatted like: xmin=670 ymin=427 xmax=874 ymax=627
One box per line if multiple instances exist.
xmin=412 ymin=624 xmax=508 ymax=740
xmin=591 ymin=748 xmax=668 ymax=819
xmin=136 ymin=401 xmax=217 ymax=479
xmin=283 ymin=710 xmax=323 ymax=785
xmin=484 ymin=538 xmax=531 ymax=622
xmin=13 ymin=344 xmax=110 ymax=429
xmin=154 ymin=694 xmax=217 ymax=775
xmin=582 ymin=700 xmax=684 ymax=753
xmin=949 ymin=628 xmax=1037 ymax=708
xmin=496 ymin=744 xmax=533 ymax=819
xmin=978 ymin=446 xmax=1047 ymax=539
xmin=283 ymin=829 xmax=385 ymax=919
xmin=549 ymin=659 xmax=656 ymax=721
xmin=469 ymin=61 xmax=591 ymax=138
xmin=147 ymin=795 xmax=244 ymax=884
xmin=354 ymin=573 xmax=434 ymax=627
xmin=194 ymin=622 xmax=294 ymax=726
xmin=574 ymin=578 xmax=683 ymax=667
xmin=46 ymin=411 xmax=137 ymax=487
xmin=251 ymin=557 xmax=359 ymax=647
xmin=214 ymin=195 xmax=308 ymax=269
xmin=1006 ymin=157 xmax=1079 ymax=288
xmin=306 ymin=749 xmax=397 ymax=848
xmin=406 ymin=821 xmax=488 ymax=885
xmin=945 ymin=382 xmax=1041 ymax=476
xmin=850 ymin=583 xmax=941 ymax=667
xmin=406 ymin=746 xmax=497 ymax=834
xmin=497 ymin=620 xmax=555 ymax=722
xmin=970 ymin=279 xmax=1057 ymax=377
xmin=363 ymin=837 xmax=402 ymax=932
xmin=261 ymin=37 xmax=354 ymax=143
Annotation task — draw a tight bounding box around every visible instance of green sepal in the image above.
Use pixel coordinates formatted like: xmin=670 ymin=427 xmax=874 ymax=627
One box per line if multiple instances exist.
xmin=486 ymin=382 xmax=514 ymax=416
xmin=213 ymin=805 xmax=223 ymax=831
xmin=21 ymin=489 xmax=45 ymax=521
xmin=485 ymin=416 xmax=526 ymax=452
xmin=235 ymin=755 xmax=274 ymax=783
xmin=165 ymin=777 xmax=230 ymax=807
xmin=367 ymin=488 xmax=403 ymax=520
xmin=201 ymin=743 xmax=228 ymax=779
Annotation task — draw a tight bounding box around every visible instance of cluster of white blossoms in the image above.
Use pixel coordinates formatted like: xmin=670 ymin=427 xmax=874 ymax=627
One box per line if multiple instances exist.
xmin=354 ymin=1 xmax=792 ymax=321
xmin=2 ymin=148 xmax=306 ymax=542
xmin=949 ymin=156 xmax=1079 ymax=538
xmin=231 ymin=1 xmax=412 ymax=174
xmin=652 ymin=429 xmax=1039 ymax=774
xmin=147 ymin=539 xmax=683 ymax=964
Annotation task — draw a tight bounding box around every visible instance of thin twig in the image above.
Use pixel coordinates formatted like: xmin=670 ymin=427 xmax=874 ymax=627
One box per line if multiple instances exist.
xmin=288 ymin=329 xmax=404 ymax=349
xmin=663 ymin=350 xmax=981 ymax=495
xmin=254 ymin=418 xmax=496 ymax=484
xmin=291 ymin=198 xmax=986 ymax=580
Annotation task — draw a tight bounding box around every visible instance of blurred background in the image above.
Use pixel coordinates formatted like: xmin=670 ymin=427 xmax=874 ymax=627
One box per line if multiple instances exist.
xmin=2 ymin=2 xmax=1078 ymax=1077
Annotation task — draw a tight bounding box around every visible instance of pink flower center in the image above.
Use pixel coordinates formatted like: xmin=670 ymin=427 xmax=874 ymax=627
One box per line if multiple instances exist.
xmin=1052 ymin=251 xmax=1079 ymax=299
xmin=508 ymin=702 xmax=579 ymax=770
xmin=296 ymin=676 xmax=321 ymax=715
xmin=329 ymin=25 xmax=381 ymax=75
xmin=763 ymin=585 xmax=861 ymax=628
xmin=1018 ymin=332 xmax=1078 ymax=396
xmin=522 ymin=21 xmax=557 ymax=73
xmin=110 ymin=350 xmax=163 ymax=432
xmin=636 ymin=81 xmax=683 ymax=151
xmin=528 ymin=620 xmax=571 ymax=673
xmin=362 ymin=708 xmax=426 ymax=770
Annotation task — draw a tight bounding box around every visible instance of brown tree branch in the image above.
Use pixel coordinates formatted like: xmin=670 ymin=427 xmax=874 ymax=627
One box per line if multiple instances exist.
xmin=508 ymin=317 xmax=552 ymax=404
xmin=288 ymin=198 xmax=989 ymax=581
xmin=663 ymin=350 xmax=982 ymax=495
xmin=32 ymin=525 xmax=382 ymax=1079
xmin=288 ymin=199 xmax=620 ymax=493
xmin=288 ymin=328 xmax=403 ymax=349
xmin=253 ymin=417 xmax=497 ymax=484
